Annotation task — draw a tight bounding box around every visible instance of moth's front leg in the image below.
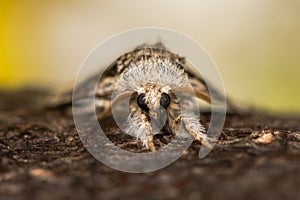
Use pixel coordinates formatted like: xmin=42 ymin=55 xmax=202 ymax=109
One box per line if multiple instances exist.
xmin=182 ymin=115 xmax=212 ymax=149
xmin=126 ymin=110 xmax=156 ymax=152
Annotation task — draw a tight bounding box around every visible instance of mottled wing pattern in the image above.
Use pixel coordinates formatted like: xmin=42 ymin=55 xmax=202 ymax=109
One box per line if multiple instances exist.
xmin=51 ymin=43 xmax=228 ymax=118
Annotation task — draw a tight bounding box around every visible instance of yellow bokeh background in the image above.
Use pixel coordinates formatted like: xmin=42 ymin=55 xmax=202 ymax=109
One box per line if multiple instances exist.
xmin=0 ymin=1 xmax=300 ymax=113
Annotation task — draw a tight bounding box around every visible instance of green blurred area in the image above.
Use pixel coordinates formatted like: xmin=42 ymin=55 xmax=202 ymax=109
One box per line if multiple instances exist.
xmin=0 ymin=1 xmax=299 ymax=113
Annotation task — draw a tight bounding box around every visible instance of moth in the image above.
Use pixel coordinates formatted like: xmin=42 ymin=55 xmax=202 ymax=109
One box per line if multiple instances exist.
xmin=97 ymin=42 xmax=224 ymax=151
xmin=54 ymin=43 xmax=226 ymax=152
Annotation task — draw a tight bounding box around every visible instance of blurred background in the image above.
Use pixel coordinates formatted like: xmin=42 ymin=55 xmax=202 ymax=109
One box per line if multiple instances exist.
xmin=0 ymin=0 xmax=299 ymax=113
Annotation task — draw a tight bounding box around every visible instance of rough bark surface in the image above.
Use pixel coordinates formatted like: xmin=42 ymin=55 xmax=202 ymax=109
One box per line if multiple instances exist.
xmin=0 ymin=90 xmax=300 ymax=200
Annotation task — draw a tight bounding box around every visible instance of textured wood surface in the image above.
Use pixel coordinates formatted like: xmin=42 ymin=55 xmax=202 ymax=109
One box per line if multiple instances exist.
xmin=0 ymin=90 xmax=300 ymax=200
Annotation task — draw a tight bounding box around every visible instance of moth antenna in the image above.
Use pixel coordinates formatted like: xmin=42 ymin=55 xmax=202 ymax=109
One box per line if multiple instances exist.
xmin=172 ymin=87 xmax=211 ymax=104
xmin=97 ymin=91 xmax=134 ymax=120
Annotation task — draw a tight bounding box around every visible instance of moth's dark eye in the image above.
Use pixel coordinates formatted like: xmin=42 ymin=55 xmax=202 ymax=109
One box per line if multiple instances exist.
xmin=160 ymin=93 xmax=170 ymax=109
xmin=137 ymin=93 xmax=149 ymax=111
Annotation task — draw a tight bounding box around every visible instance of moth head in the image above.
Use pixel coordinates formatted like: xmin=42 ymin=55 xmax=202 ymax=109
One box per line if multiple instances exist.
xmin=134 ymin=85 xmax=174 ymax=133
xmin=135 ymin=84 xmax=171 ymax=117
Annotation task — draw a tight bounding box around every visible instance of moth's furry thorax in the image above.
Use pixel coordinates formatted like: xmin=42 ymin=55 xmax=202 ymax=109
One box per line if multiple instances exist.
xmin=115 ymin=48 xmax=191 ymax=93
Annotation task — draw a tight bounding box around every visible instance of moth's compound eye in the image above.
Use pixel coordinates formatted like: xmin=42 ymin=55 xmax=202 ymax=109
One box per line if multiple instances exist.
xmin=160 ymin=93 xmax=170 ymax=109
xmin=137 ymin=93 xmax=149 ymax=111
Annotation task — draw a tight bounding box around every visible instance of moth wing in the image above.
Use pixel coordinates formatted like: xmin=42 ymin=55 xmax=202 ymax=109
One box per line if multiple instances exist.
xmin=47 ymin=58 xmax=120 ymax=118
xmin=182 ymin=62 xmax=233 ymax=112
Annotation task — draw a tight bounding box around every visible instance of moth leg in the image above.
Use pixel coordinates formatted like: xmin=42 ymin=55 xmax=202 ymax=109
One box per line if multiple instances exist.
xmin=182 ymin=115 xmax=212 ymax=149
xmin=140 ymin=116 xmax=156 ymax=152
xmin=97 ymin=90 xmax=156 ymax=151
xmin=146 ymin=125 xmax=156 ymax=152
xmin=126 ymin=108 xmax=156 ymax=152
